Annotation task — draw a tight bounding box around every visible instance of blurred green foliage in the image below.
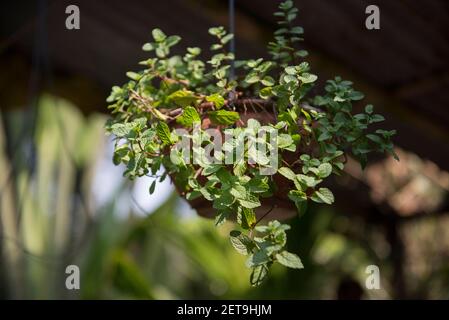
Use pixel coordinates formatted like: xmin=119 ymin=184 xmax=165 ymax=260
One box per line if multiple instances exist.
xmin=1 ymin=95 xmax=448 ymax=299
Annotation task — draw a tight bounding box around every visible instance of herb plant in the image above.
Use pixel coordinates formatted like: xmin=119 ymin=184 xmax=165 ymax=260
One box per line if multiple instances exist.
xmin=105 ymin=1 xmax=397 ymax=286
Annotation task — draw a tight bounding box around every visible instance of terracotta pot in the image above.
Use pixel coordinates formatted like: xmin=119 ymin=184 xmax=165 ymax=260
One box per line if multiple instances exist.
xmin=168 ymin=105 xmax=318 ymax=221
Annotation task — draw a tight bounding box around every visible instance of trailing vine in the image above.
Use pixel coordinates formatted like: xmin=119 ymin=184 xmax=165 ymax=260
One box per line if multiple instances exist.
xmin=105 ymin=1 xmax=397 ymax=286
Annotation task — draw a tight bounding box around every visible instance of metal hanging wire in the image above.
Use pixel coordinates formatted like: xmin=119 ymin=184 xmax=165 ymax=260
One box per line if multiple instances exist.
xmin=228 ymin=0 xmax=235 ymax=80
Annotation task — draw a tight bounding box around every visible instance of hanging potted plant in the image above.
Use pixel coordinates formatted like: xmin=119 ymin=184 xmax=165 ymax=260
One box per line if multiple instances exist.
xmin=105 ymin=0 xmax=398 ymax=286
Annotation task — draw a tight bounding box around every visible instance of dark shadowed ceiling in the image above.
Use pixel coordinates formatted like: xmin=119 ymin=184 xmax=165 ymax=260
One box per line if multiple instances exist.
xmin=1 ymin=0 xmax=449 ymax=170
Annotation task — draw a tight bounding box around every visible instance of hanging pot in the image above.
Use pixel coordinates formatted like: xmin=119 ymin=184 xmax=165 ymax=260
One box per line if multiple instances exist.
xmin=166 ymin=100 xmax=320 ymax=221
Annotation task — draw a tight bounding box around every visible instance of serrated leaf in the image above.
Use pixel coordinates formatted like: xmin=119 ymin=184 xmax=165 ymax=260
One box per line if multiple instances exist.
xmin=111 ymin=123 xmax=131 ymax=137
xmin=239 ymin=207 xmax=256 ymax=229
xmin=156 ymin=122 xmax=172 ymax=145
xmin=250 ymin=265 xmax=268 ymax=287
xmin=247 ymin=177 xmax=269 ymax=193
xmin=168 ymin=90 xmax=198 ymax=107
xmin=176 ymin=106 xmax=200 ymax=127
xmin=230 ymin=230 xmax=253 ymax=255
xmin=275 ymin=251 xmax=303 ymax=269
xmin=213 ymin=192 xmax=235 ymax=209
xmin=311 ymin=187 xmax=334 ymax=204
xmin=206 ymin=93 xmax=225 ymax=108
xmin=230 ymin=185 xmax=247 ymax=199
xmin=238 ymin=195 xmax=261 ymax=209
xmin=249 ymin=265 xmax=268 ymax=287
xmin=208 ymin=110 xmax=240 ymax=125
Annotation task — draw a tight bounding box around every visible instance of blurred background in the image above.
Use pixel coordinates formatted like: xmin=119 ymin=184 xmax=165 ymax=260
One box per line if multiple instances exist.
xmin=1 ymin=0 xmax=449 ymax=299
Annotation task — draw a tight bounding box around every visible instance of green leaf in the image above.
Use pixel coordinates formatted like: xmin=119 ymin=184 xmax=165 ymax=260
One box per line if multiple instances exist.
xmin=261 ymin=76 xmax=276 ymax=86
xmin=291 ymin=26 xmax=304 ymax=34
xmin=233 ymin=159 xmax=247 ymax=176
xmin=245 ymin=74 xmax=260 ymax=84
xmin=202 ymin=164 xmax=222 ymax=176
xmin=239 ymin=207 xmax=256 ymax=229
xmin=288 ymin=189 xmax=307 ymax=203
xmin=230 ymin=230 xmax=253 ymax=255
xmin=247 ymin=177 xmax=270 ymax=193
xmin=176 ymin=106 xmax=201 ymax=126
xmin=221 ymin=33 xmax=234 ymax=44
xmin=230 ymin=185 xmax=247 ymax=200
xmin=126 ymin=71 xmax=141 ymax=81
xmin=238 ymin=195 xmax=261 ymax=209
xmin=259 ymin=87 xmax=273 ymax=99
xmin=284 ymin=66 xmax=297 ymax=75
xmin=208 ymin=110 xmax=240 ymax=125
xmin=213 ymin=192 xmax=235 ymax=210
xmin=317 ymin=163 xmax=332 ymax=178
xmin=277 ymin=134 xmax=294 ymax=150
xmin=156 ymin=122 xmax=172 ymax=145
xmin=248 ymin=148 xmax=270 ymax=166
xmin=278 ymin=167 xmax=296 ymax=181
xmin=250 ymin=265 xmax=268 ymax=287
xmin=211 ymin=43 xmax=223 ymax=51
xmin=283 ymin=74 xmax=297 ymax=83
xmin=149 ymin=180 xmax=156 ymax=194
xmin=365 ymin=104 xmax=374 ymax=114
xmin=367 ymin=134 xmax=383 ymax=144
xmin=349 ymin=90 xmax=364 ymax=101
xmin=111 ymin=123 xmax=131 ymax=137
xmin=208 ymin=26 xmax=225 ymax=37
xmin=168 ymin=90 xmax=198 ymax=107
xmin=152 ymin=28 xmax=166 ymax=42
xmin=280 ymin=0 xmax=293 ymax=10
xmin=187 ymin=47 xmax=201 ymax=55
xmin=215 ymin=210 xmax=229 ymax=227
xmin=370 ymin=114 xmax=385 ymax=123
xmin=296 ymin=174 xmax=319 ymax=188
xmin=142 ymin=43 xmax=155 ymax=51
xmin=113 ymin=144 xmax=129 ymax=165
xmin=311 ymin=187 xmax=334 ymax=204
xmin=247 ymin=118 xmax=261 ymax=131
xmin=275 ymin=251 xmax=304 ymax=269
xmin=295 ymin=198 xmax=308 ymax=216
xmin=165 ymin=35 xmax=181 ymax=47
xmin=206 ymin=93 xmax=225 ymax=108
xmin=246 ymin=250 xmax=270 ymax=268
xmin=298 ymin=73 xmax=317 ymax=84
